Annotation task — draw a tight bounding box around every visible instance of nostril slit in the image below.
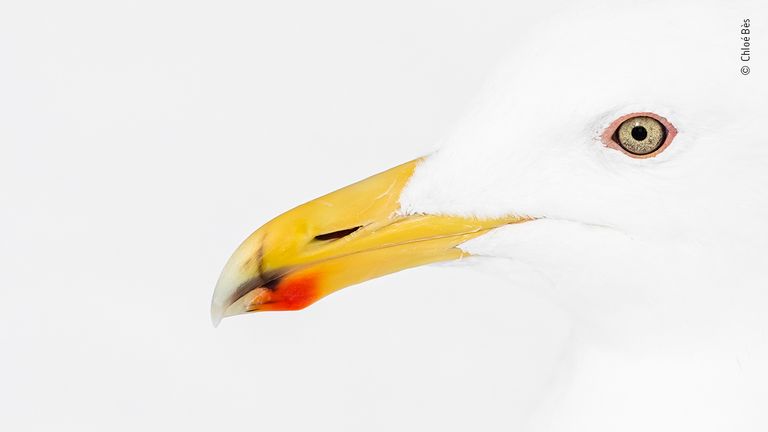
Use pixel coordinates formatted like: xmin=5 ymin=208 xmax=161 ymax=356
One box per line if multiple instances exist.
xmin=314 ymin=226 xmax=362 ymax=241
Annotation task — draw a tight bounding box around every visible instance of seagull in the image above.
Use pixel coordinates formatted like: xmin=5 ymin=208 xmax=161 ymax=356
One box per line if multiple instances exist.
xmin=212 ymin=1 xmax=767 ymax=429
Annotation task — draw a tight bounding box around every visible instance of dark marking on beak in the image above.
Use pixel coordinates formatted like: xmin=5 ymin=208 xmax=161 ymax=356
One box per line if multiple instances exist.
xmin=226 ymin=270 xmax=283 ymax=311
xmin=256 ymin=240 xmax=265 ymax=275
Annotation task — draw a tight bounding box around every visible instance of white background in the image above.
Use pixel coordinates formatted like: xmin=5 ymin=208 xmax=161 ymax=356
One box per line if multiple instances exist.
xmin=1 ymin=2 xmax=567 ymax=430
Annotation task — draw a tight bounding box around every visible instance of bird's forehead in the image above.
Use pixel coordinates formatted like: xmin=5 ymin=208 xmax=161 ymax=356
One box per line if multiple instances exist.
xmin=410 ymin=0 xmax=757 ymax=167
xmin=494 ymin=3 xmax=731 ymax=123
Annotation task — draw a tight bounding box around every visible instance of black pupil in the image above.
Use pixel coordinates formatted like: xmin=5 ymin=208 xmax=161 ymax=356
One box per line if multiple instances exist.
xmin=631 ymin=126 xmax=648 ymax=141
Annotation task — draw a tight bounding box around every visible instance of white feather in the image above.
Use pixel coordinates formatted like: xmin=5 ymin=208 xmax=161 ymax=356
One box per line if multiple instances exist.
xmin=400 ymin=0 xmax=768 ymax=429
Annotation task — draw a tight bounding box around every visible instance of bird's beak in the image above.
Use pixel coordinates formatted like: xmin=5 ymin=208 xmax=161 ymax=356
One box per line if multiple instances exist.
xmin=211 ymin=158 xmax=527 ymax=325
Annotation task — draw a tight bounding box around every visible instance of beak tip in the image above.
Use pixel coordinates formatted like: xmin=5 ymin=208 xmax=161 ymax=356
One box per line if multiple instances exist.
xmin=210 ymin=302 xmax=224 ymax=328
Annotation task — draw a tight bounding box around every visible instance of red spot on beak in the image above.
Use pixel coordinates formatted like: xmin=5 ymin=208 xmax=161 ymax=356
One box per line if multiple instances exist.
xmin=257 ymin=272 xmax=320 ymax=311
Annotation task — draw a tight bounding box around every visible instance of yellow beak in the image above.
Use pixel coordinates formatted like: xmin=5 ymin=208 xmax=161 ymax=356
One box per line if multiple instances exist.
xmin=211 ymin=158 xmax=528 ymax=325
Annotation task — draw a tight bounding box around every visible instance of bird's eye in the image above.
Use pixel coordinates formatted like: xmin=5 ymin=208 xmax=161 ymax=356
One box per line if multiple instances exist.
xmin=616 ymin=116 xmax=664 ymax=154
xmin=602 ymin=112 xmax=676 ymax=158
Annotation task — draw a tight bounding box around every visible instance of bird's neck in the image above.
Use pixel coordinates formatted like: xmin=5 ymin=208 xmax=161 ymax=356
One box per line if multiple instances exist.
xmin=468 ymin=220 xmax=768 ymax=353
xmin=529 ymin=330 xmax=768 ymax=431
xmin=464 ymin=222 xmax=768 ymax=429
xmin=535 ymin=264 xmax=768 ymax=431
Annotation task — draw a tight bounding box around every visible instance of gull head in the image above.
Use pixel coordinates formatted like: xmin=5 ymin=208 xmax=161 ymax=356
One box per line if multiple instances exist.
xmin=212 ymin=1 xmax=767 ymax=327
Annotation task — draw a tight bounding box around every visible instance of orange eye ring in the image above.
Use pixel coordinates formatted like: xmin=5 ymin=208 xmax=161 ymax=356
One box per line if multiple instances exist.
xmin=602 ymin=112 xmax=677 ymax=158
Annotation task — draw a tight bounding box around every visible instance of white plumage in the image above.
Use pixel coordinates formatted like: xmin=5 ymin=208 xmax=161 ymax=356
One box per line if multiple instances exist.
xmin=398 ymin=1 xmax=768 ymax=429
xmin=4 ymin=1 xmax=767 ymax=430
